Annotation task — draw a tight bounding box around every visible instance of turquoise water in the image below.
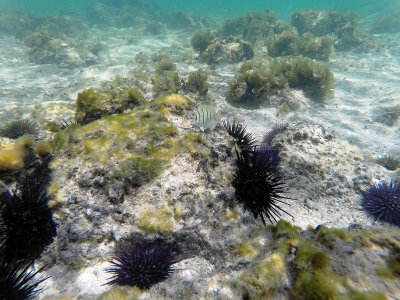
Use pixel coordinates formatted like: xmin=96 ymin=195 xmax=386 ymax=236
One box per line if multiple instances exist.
xmin=0 ymin=0 xmax=397 ymax=19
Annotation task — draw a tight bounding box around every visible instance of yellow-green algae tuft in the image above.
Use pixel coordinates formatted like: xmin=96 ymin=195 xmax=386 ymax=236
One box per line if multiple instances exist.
xmin=150 ymin=94 xmax=193 ymax=116
xmin=0 ymin=136 xmax=35 ymax=171
xmin=137 ymin=205 xmax=175 ymax=234
xmin=99 ymin=286 xmax=141 ymax=300
xmin=240 ymin=252 xmax=287 ymax=299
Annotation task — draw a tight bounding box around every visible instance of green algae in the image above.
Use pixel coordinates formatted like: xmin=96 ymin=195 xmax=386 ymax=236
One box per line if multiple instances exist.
xmin=75 ymin=87 xmax=144 ymax=125
xmin=235 ymin=221 xmax=390 ymax=300
xmin=137 ymin=205 xmax=174 ymax=234
xmin=228 ymin=56 xmax=334 ymax=106
xmin=99 ymin=286 xmax=141 ymax=300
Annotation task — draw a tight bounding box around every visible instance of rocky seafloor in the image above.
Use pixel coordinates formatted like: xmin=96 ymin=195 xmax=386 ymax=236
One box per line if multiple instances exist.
xmin=0 ymin=3 xmax=400 ymax=299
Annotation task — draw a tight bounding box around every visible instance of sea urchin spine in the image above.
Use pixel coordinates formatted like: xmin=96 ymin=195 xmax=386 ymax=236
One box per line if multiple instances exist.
xmin=233 ymin=147 xmax=292 ymax=225
xmin=0 ymin=257 xmax=45 ymax=300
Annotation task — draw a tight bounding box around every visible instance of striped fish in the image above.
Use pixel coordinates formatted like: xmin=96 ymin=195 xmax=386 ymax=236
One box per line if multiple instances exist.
xmin=193 ymin=104 xmax=220 ymax=132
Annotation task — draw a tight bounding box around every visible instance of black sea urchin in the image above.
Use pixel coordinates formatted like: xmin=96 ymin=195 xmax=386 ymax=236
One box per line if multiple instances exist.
xmin=222 ymin=120 xmax=257 ymax=150
xmin=105 ymin=241 xmax=178 ymax=290
xmin=0 ymin=259 xmax=45 ymax=300
xmin=361 ymin=180 xmax=400 ymax=226
xmin=0 ymin=119 xmax=37 ymax=139
xmin=375 ymin=154 xmax=400 ymax=171
xmin=0 ymin=178 xmax=57 ymax=263
xmin=233 ymin=148 xmax=292 ymax=225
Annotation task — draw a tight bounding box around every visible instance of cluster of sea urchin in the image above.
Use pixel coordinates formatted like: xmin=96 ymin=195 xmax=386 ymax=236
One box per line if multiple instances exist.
xmin=361 ymin=180 xmax=400 ymax=226
xmin=105 ymin=240 xmax=179 ymax=290
xmin=223 ymin=120 xmax=292 ymax=225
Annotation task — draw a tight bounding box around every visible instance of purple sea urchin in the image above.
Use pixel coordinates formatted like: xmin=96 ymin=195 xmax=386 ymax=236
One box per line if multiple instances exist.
xmin=361 ymin=180 xmax=400 ymax=226
xmin=105 ymin=241 xmax=178 ymax=290
xmin=0 ymin=178 xmax=56 ymax=263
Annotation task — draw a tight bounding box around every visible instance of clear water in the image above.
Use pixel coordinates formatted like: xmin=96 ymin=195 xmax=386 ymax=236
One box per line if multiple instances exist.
xmin=0 ymin=1 xmax=400 ymax=298
xmin=0 ymin=0 xmax=397 ymax=18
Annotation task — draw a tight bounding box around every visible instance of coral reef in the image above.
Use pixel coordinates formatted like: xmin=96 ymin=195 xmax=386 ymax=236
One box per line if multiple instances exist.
xmin=144 ymin=21 xmax=166 ymax=36
xmin=200 ymin=36 xmax=254 ymax=65
xmin=0 ymin=136 xmax=34 ymax=172
xmin=228 ymin=57 xmax=334 ymax=106
xmin=23 ymin=30 xmax=97 ymax=67
xmin=52 ymin=92 xmax=201 ymax=194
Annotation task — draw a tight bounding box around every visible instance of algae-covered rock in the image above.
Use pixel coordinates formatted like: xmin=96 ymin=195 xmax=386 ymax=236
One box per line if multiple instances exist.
xmin=268 ymin=31 xmax=334 ymax=61
xmin=200 ymin=36 xmax=254 ymax=65
xmin=228 ymin=56 xmax=334 ymax=105
xmin=218 ymin=11 xmax=291 ymax=43
xmin=191 ymin=29 xmax=215 ymax=54
xmin=291 ymin=10 xmax=363 ymax=51
xmin=75 ymin=87 xmax=144 ymax=125
xmin=151 ymin=58 xmax=181 ymax=95
xmin=86 ymin=0 xmax=163 ymax=28
xmin=0 ymin=10 xmax=44 ymax=38
xmin=230 ymin=221 xmax=397 ymax=300
xmin=167 ymin=11 xmax=217 ymax=31
xmin=370 ymin=13 xmax=400 ymax=34
xmin=183 ymin=69 xmax=210 ymax=96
